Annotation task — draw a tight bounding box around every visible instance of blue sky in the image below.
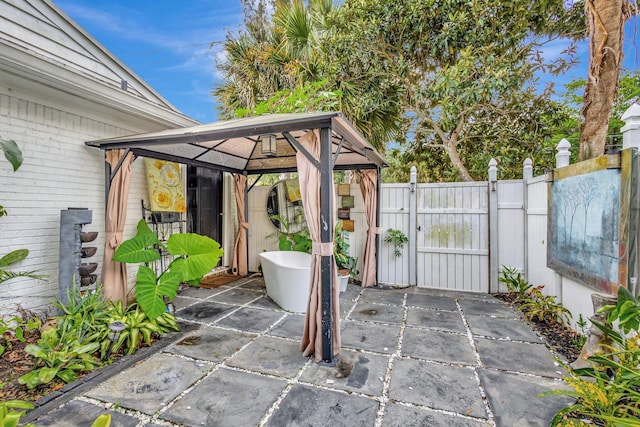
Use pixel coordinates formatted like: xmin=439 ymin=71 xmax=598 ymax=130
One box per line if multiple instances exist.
xmin=56 ymin=0 xmax=243 ymax=123
xmin=56 ymin=1 xmax=638 ymax=124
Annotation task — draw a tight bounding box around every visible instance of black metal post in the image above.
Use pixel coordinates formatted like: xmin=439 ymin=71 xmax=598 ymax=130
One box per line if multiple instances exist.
xmin=375 ymin=166 xmax=382 ymax=286
xmin=319 ymin=127 xmax=335 ymax=364
xmin=243 ymin=171 xmax=249 ymax=275
xmin=104 ymin=154 xmax=111 ymax=211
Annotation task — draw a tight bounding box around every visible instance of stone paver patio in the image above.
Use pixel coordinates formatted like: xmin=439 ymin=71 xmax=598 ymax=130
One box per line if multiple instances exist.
xmin=26 ymin=277 xmax=572 ymax=426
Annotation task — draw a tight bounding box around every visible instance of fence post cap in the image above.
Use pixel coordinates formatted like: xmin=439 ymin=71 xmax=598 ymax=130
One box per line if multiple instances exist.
xmin=556 ymin=138 xmax=571 ymax=150
xmin=523 ymin=158 xmax=533 ymax=167
xmin=621 ymin=103 xmax=640 ymax=124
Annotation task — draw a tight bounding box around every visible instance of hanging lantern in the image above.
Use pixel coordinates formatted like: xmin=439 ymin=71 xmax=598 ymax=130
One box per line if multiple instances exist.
xmin=261 ymin=134 xmax=277 ymax=157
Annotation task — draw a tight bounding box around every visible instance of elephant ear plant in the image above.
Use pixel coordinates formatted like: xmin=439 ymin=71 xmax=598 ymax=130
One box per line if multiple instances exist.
xmin=113 ymin=219 xmax=223 ymax=319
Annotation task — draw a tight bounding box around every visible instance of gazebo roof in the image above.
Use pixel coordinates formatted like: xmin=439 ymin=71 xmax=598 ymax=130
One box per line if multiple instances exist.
xmin=86 ymin=112 xmax=387 ymax=174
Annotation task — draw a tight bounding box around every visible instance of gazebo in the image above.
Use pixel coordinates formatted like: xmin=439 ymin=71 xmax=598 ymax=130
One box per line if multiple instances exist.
xmin=86 ymin=112 xmax=387 ymax=364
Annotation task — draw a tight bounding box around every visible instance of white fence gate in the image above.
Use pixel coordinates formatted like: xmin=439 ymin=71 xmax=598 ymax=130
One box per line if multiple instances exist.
xmin=415 ymin=182 xmax=490 ymax=292
xmin=376 ymin=169 xmax=527 ymax=293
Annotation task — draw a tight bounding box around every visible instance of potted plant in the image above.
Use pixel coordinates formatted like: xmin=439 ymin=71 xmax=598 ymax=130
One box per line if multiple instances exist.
xmin=334 ymin=221 xmax=358 ymax=292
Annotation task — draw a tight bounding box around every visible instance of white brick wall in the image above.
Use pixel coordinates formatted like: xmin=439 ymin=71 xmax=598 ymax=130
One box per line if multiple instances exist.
xmin=0 ymin=91 xmax=151 ymax=315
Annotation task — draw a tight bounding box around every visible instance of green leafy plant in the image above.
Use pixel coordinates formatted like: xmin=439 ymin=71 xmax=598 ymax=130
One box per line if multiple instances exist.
xmin=0 ymin=139 xmax=42 ymax=287
xmin=499 ymin=266 xmax=533 ymax=301
xmin=113 ymin=219 xmax=223 ymax=319
xmin=53 ymin=287 xmax=111 ymax=345
xmin=571 ymin=313 xmax=588 ymax=349
xmin=106 ymin=302 xmax=178 ymax=357
xmin=18 ymin=328 xmax=101 ymax=389
xmin=0 ymin=138 xmax=23 ymax=172
xmin=0 ymin=249 xmax=43 ymax=286
xmin=520 ymin=285 xmax=572 ymax=325
xmin=334 ymin=221 xmax=358 ymax=278
xmin=0 ymin=399 xmax=34 ymax=427
xmin=0 ymin=317 xmax=40 ymax=357
xmin=269 ymin=214 xmax=313 ymax=253
xmin=600 ymin=286 xmax=640 ymax=335
xmin=53 ymin=286 xmax=177 ymax=361
xmin=91 ymin=414 xmax=111 ymax=427
xmin=384 ymin=228 xmax=408 ymax=258
xmin=544 ymin=285 xmax=640 ymax=426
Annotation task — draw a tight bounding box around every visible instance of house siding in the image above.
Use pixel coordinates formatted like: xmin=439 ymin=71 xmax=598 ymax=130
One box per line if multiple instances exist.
xmin=0 ymin=91 xmax=149 ymax=315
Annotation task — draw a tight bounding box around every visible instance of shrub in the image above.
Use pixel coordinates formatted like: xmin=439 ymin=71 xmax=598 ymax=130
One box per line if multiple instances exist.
xmin=544 ymin=286 xmax=640 ymax=426
xmin=113 ymin=219 xmax=223 ymax=319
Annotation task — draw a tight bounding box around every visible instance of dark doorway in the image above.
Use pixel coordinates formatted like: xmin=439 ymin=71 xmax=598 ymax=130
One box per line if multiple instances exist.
xmin=187 ymin=166 xmax=223 ymax=245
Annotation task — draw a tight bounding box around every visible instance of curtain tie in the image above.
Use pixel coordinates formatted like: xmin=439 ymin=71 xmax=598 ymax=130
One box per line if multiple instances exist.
xmin=373 ymin=227 xmax=381 ymax=234
xmin=106 ymin=232 xmax=122 ymax=249
xmin=239 ymin=221 xmax=249 ymax=230
xmin=312 ymin=241 xmax=334 ymax=256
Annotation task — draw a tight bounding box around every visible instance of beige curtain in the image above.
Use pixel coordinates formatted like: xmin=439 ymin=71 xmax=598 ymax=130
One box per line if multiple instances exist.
xmin=102 ymin=149 xmax=135 ymax=304
xmin=359 ymin=169 xmax=378 ymax=287
xmin=231 ymin=174 xmax=248 ymax=276
xmin=297 ymin=130 xmax=341 ymax=362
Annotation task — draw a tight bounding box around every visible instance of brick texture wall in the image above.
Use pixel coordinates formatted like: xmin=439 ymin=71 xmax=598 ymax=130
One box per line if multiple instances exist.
xmin=0 ymin=91 xmax=150 ymax=315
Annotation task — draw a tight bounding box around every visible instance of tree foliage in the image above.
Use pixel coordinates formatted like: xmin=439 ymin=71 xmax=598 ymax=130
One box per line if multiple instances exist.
xmin=214 ymin=0 xmax=403 ymax=151
xmin=323 ymin=0 xmax=584 ymax=181
xmin=215 ymin=0 xmax=587 ymax=181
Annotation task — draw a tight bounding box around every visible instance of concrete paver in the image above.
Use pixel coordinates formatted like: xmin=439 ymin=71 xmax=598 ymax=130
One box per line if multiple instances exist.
xmin=340 ymin=320 xmax=401 ymax=353
xmin=27 ymin=280 xmax=574 ymax=427
xmin=227 ymin=336 xmax=308 ymax=378
xmin=467 ymin=314 xmax=545 ymax=342
xmin=162 ymin=368 xmax=286 ymax=426
xmin=405 ymin=306 xmax=467 ymax=332
xmin=265 ymin=384 xmax=379 ymax=427
xmin=164 ymin=326 xmax=256 ymax=362
xmin=85 ymin=353 xmax=210 ymax=414
xmin=348 ymin=302 xmax=405 ymax=325
xmin=300 ymin=349 xmax=388 ymax=395
xmin=215 ymin=306 xmax=284 ymax=332
xmin=402 ymin=327 xmax=476 ymax=364
xmin=382 ymin=403 xmax=490 ymax=427
xmin=388 ymin=359 xmax=487 ymax=418
xmin=478 ymin=368 xmax=573 ymax=427
xmin=475 ymin=337 xmax=564 ymax=378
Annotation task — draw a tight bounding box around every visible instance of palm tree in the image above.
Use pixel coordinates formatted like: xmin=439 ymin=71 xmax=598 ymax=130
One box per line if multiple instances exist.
xmin=214 ymin=0 xmax=402 ymax=152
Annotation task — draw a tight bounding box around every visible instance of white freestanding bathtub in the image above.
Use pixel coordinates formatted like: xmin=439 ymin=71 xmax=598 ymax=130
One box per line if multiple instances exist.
xmin=259 ymin=251 xmax=311 ymax=313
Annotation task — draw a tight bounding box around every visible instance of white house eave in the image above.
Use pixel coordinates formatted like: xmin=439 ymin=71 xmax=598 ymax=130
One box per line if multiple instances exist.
xmin=0 ymin=44 xmax=199 ymax=129
xmin=37 ymin=0 xmax=178 ymax=112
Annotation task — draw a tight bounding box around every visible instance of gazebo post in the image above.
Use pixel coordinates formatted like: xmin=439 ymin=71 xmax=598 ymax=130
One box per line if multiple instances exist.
xmin=243 ymin=171 xmax=249 ymax=274
xmin=319 ymin=126 xmax=336 ymax=365
xmin=376 ymin=166 xmax=382 ymax=286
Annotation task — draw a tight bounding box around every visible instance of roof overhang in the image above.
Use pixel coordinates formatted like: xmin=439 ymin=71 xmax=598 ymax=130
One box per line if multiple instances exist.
xmin=85 ymin=112 xmax=387 ymax=174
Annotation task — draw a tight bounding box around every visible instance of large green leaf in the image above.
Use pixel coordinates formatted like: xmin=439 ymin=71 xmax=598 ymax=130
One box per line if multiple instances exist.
xmin=136 ymin=218 xmax=155 ymax=236
xmin=23 ymin=344 xmax=48 ymax=359
xmin=0 ymin=138 xmax=23 ymax=172
xmin=167 ymin=234 xmax=223 ymax=281
xmin=2 ymin=400 xmax=34 ymax=410
xmin=0 ymin=249 xmax=28 ymax=268
xmin=18 ymin=367 xmax=58 ymax=389
xmin=157 ymin=271 xmax=181 ymax=301
xmin=57 ymin=369 xmax=78 ymax=384
xmin=112 ymin=233 xmax=161 ymax=263
xmin=91 ymin=414 xmax=112 ymax=427
xmin=134 ymin=266 xmax=179 ymax=319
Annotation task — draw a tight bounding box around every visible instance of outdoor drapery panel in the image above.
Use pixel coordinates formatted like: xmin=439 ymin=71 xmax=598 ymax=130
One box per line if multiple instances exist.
xmin=232 ymin=174 xmax=248 ymax=276
xmin=297 ymin=130 xmax=341 ymax=362
xmin=360 ymin=169 xmax=378 ymax=287
xmin=102 ymin=149 xmax=135 ymax=304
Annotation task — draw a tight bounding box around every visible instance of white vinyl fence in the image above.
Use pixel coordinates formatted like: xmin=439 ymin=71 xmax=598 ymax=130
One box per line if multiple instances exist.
xmin=247 ymin=162 xmax=530 ymax=294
